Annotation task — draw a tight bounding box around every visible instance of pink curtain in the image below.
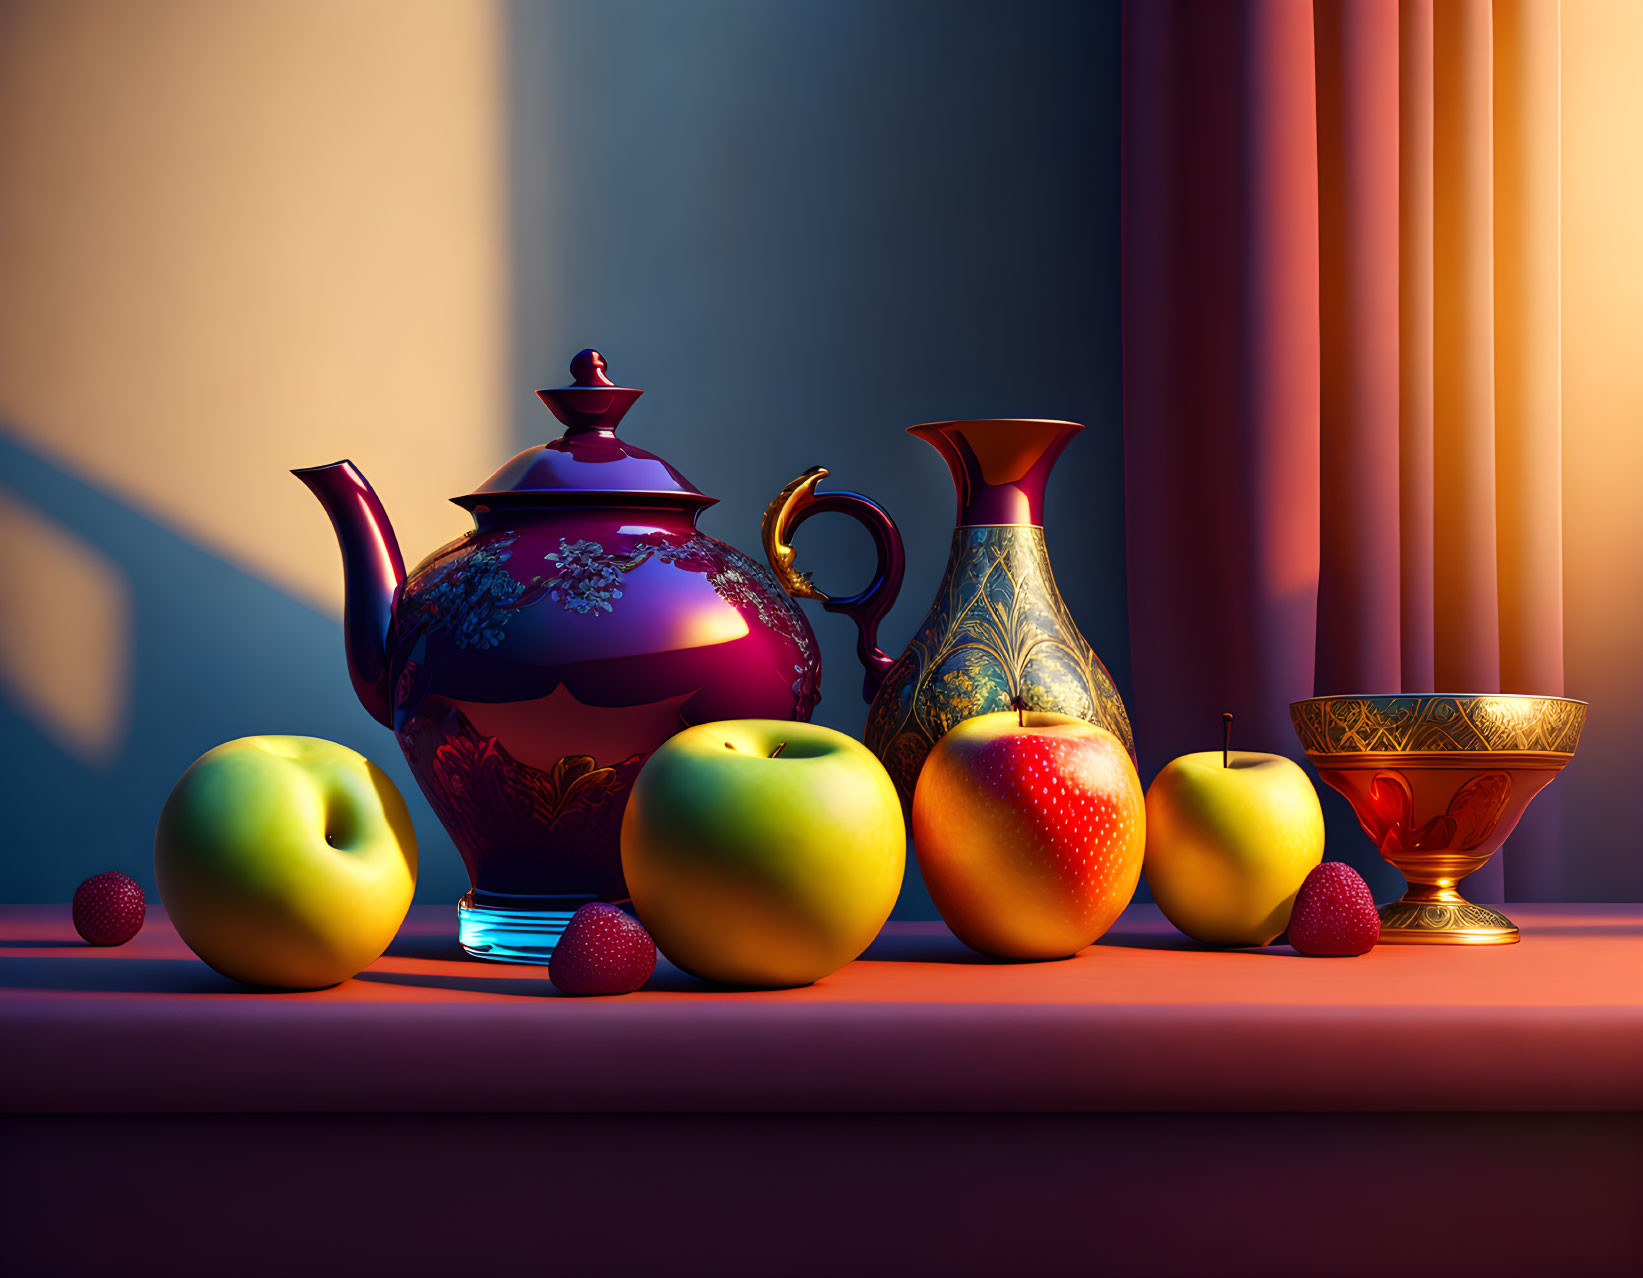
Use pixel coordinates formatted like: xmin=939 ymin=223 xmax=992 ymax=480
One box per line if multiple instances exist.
xmin=1122 ymin=0 xmax=1564 ymax=902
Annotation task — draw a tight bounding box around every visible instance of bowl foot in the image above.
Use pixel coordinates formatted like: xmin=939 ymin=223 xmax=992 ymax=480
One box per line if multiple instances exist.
xmin=1377 ymin=896 xmax=1520 ymax=945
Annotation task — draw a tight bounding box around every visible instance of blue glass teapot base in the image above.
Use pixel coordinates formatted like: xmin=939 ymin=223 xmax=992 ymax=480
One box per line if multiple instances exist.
xmin=457 ymin=890 xmax=606 ymax=964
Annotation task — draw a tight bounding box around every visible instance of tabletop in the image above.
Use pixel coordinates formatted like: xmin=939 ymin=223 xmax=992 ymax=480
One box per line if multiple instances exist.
xmin=3 ymin=903 xmax=1640 ymax=1113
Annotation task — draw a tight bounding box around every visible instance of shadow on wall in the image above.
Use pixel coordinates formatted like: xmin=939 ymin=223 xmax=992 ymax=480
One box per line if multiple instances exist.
xmin=0 ymin=428 xmax=466 ymax=905
xmin=0 ymin=0 xmax=500 ymax=907
xmin=506 ymin=0 xmax=1130 ymax=916
xmin=0 ymin=0 xmax=1140 ymax=919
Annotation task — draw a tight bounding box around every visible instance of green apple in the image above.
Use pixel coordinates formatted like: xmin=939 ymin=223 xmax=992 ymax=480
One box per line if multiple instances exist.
xmin=621 ymin=720 xmax=904 ymax=987
xmin=1143 ymin=747 xmax=1324 ymax=947
xmin=154 ymin=736 xmax=418 ymax=988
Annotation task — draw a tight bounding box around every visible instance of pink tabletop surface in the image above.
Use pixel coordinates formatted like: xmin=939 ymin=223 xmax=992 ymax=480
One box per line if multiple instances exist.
xmin=2 ymin=903 xmax=1639 ymax=1113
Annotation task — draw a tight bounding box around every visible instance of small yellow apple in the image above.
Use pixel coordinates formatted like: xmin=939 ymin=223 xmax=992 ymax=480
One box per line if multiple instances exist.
xmin=1144 ymin=747 xmax=1324 ymax=947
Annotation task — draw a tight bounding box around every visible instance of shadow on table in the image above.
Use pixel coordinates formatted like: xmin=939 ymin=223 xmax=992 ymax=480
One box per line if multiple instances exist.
xmin=855 ymin=932 xmax=1001 ymax=965
xmin=357 ymin=957 xmax=765 ymax=996
xmin=1094 ymin=930 xmax=1205 ymax=952
xmin=0 ymin=939 xmax=85 ymax=950
xmin=641 ymin=960 xmax=792 ymax=994
xmin=355 ymin=970 xmax=555 ymax=998
xmin=0 ymin=955 xmax=242 ymax=995
xmin=357 ymin=959 xmax=745 ymax=997
xmin=1519 ymin=922 xmax=1643 ymax=937
xmin=382 ymin=931 xmax=471 ymax=963
xmin=853 ymin=925 xmax=1298 ymax=960
xmin=1095 ymin=926 xmax=1299 ymax=956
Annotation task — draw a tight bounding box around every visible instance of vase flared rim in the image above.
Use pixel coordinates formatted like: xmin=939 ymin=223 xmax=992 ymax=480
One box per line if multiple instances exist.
xmin=907 ymin=418 xmax=1084 ymax=433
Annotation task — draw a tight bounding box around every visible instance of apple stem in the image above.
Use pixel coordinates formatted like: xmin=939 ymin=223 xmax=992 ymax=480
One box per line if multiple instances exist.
xmin=1223 ymin=712 xmax=1233 ymax=768
xmin=769 ymin=742 xmax=787 ymax=759
xmin=1010 ymin=693 xmax=1028 ymax=728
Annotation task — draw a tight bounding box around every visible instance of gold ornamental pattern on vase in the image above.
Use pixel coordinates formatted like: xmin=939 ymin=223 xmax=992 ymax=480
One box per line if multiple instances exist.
xmin=865 ymin=524 xmax=1133 ymax=805
xmin=763 ymin=418 xmax=1134 ymax=811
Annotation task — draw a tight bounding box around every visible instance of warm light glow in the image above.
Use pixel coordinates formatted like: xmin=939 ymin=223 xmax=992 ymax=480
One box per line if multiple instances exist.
xmin=673 ymin=600 xmax=753 ymax=648
xmin=0 ymin=0 xmax=507 ymax=614
xmin=0 ymin=493 xmax=130 ymax=765
xmin=1563 ymin=0 xmax=1643 ymax=686
xmin=1556 ymin=0 xmax=1643 ymax=900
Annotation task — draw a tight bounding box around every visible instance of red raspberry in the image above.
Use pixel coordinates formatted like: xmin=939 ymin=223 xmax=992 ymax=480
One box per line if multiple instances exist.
xmin=549 ymin=903 xmax=656 ymax=995
xmin=1287 ymin=862 xmax=1380 ymax=957
xmin=72 ymin=872 xmax=147 ymax=946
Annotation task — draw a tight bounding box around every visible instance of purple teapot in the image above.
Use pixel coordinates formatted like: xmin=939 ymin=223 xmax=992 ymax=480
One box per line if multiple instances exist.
xmin=297 ymin=350 xmax=860 ymax=962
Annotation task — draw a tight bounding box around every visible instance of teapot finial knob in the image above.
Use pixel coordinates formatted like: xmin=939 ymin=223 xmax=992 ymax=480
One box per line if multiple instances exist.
xmin=537 ymin=347 xmax=643 ymax=434
xmin=570 ymin=348 xmax=616 ymax=388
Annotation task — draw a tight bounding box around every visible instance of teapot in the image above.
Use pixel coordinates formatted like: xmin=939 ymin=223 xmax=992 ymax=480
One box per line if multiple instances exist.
xmin=297 ymin=349 xmax=823 ymax=962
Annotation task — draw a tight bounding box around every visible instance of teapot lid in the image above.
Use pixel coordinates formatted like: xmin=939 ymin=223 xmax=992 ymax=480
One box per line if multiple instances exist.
xmin=454 ymin=349 xmax=715 ymax=511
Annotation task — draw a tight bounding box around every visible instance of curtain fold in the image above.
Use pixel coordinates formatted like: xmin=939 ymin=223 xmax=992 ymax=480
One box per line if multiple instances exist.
xmin=1398 ymin=0 xmax=1437 ymax=691
xmin=1315 ymin=0 xmax=1402 ymax=695
xmin=1432 ymin=0 xmax=1502 ymax=697
xmin=1121 ymin=0 xmax=1320 ymax=777
xmin=1123 ymin=0 xmax=1565 ymax=903
xmin=1494 ymin=0 xmax=1563 ymax=700
xmin=1493 ymin=0 xmax=1563 ymax=902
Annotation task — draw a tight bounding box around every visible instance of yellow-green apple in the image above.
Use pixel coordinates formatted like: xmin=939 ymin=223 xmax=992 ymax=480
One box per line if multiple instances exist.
xmin=911 ymin=710 xmax=1145 ymax=960
xmin=1143 ymin=720 xmax=1324 ymax=946
xmin=154 ymin=736 xmax=418 ymax=988
xmin=620 ymin=720 xmax=903 ymax=987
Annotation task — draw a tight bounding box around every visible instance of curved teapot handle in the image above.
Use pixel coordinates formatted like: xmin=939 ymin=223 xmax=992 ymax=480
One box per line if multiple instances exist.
xmin=762 ymin=467 xmax=905 ymax=702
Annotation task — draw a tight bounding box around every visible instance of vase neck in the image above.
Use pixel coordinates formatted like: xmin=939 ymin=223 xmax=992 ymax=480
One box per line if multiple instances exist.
xmin=907 ymin=419 xmax=1082 ymax=526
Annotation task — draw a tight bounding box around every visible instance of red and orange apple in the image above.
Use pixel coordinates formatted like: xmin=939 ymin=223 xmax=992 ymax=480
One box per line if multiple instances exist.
xmin=911 ymin=709 xmax=1145 ymax=959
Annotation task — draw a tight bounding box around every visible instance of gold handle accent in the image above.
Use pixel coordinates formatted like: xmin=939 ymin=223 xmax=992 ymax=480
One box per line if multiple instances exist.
xmin=761 ymin=466 xmax=831 ymax=601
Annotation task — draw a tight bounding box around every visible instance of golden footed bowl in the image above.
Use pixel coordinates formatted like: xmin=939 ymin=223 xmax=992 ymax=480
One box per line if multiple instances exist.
xmin=1290 ymin=694 xmax=1586 ymax=945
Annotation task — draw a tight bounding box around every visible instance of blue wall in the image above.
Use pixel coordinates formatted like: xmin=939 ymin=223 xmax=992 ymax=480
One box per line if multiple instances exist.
xmin=507 ymin=0 xmax=1127 ymax=915
xmin=0 ymin=1 xmax=1125 ymax=915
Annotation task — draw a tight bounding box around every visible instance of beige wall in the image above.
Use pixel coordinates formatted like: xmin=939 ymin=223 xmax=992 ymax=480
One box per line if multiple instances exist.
xmin=0 ymin=0 xmax=507 ymax=766
xmin=0 ymin=0 xmax=506 ymax=615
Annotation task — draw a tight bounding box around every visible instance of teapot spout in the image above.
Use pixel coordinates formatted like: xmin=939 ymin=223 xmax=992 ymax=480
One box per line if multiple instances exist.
xmin=293 ymin=461 xmax=405 ymax=728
